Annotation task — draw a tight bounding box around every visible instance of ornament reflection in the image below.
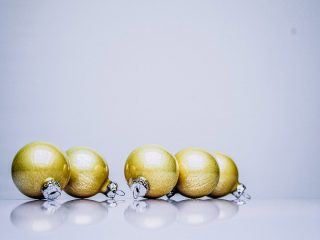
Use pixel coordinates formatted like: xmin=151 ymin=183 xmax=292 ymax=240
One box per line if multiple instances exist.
xmin=10 ymin=199 xmax=117 ymax=232
xmin=124 ymin=198 xmax=239 ymax=229
xmin=10 ymin=200 xmax=67 ymax=232
xmin=63 ymin=199 xmax=109 ymax=225
xmin=214 ymin=199 xmax=239 ymax=220
xmin=175 ymin=199 xmax=219 ymax=225
xmin=124 ymin=199 xmax=177 ymax=229
xmin=175 ymin=199 xmax=239 ymax=225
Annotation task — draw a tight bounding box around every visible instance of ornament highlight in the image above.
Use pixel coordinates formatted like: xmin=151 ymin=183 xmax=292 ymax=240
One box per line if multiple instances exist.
xmin=64 ymin=147 xmax=124 ymax=199
xmin=11 ymin=142 xmax=70 ymax=200
xmin=124 ymin=144 xmax=179 ymax=199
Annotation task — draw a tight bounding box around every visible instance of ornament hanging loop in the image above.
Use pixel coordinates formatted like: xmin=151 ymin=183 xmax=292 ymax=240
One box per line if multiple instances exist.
xmin=41 ymin=179 xmax=61 ymax=201
xmin=166 ymin=188 xmax=177 ymax=199
xmin=131 ymin=177 xmax=149 ymax=199
xmin=41 ymin=200 xmax=61 ymax=213
xmin=232 ymin=183 xmax=251 ymax=205
xmin=104 ymin=198 xmax=125 ymax=208
xmin=105 ymin=182 xmax=125 ymax=199
xmin=130 ymin=200 xmax=148 ymax=212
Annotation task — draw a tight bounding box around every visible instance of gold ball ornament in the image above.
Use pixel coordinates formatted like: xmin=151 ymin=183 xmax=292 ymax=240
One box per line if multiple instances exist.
xmin=209 ymin=152 xmax=250 ymax=202
xmin=11 ymin=142 xmax=70 ymax=200
xmin=64 ymin=147 xmax=124 ymax=199
xmin=175 ymin=147 xmax=220 ymax=198
xmin=209 ymin=152 xmax=239 ymax=197
xmin=124 ymin=144 xmax=179 ymax=199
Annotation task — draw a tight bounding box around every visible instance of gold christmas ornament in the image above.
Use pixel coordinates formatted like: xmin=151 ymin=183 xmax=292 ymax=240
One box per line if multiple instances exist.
xmin=11 ymin=142 xmax=70 ymax=200
xmin=209 ymin=152 xmax=250 ymax=202
xmin=64 ymin=147 xmax=124 ymax=199
xmin=124 ymin=144 xmax=179 ymax=199
xmin=175 ymin=147 xmax=220 ymax=198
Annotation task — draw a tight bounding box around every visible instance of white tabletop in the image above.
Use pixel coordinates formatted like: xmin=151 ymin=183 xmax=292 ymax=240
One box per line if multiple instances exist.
xmin=1 ymin=196 xmax=319 ymax=240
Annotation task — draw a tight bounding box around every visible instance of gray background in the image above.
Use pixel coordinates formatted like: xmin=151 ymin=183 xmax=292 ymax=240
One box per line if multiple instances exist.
xmin=1 ymin=0 xmax=319 ymax=199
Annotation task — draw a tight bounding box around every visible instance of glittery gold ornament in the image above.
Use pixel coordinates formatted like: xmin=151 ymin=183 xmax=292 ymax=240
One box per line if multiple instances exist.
xmin=64 ymin=147 xmax=124 ymax=199
xmin=11 ymin=142 xmax=70 ymax=200
xmin=209 ymin=152 xmax=250 ymax=202
xmin=209 ymin=152 xmax=239 ymax=197
xmin=124 ymin=144 xmax=179 ymax=199
xmin=175 ymin=147 xmax=219 ymax=198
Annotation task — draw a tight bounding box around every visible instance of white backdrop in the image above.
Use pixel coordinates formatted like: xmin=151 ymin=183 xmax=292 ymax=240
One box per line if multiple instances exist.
xmin=1 ymin=0 xmax=319 ymax=199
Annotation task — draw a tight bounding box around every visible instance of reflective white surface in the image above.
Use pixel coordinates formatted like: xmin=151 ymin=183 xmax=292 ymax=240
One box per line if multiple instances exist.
xmin=1 ymin=195 xmax=319 ymax=240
